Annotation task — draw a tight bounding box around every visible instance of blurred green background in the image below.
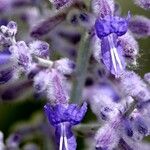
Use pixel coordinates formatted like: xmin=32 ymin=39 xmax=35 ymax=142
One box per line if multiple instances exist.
xmin=0 ymin=0 xmax=149 ymax=149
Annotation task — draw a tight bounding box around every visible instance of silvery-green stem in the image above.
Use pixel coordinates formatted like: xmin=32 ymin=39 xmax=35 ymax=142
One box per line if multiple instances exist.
xmin=71 ymin=32 xmax=91 ymax=103
xmin=33 ymin=56 xmax=53 ymax=68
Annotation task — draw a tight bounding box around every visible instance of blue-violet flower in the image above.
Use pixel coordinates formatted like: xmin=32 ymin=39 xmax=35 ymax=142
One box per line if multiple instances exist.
xmin=44 ymin=102 xmax=87 ymax=150
xmin=95 ymin=14 xmax=129 ymax=77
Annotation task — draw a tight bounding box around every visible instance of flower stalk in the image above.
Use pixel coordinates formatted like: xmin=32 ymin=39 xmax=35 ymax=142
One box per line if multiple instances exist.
xmin=71 ymin=31 xmax=91 ymax=103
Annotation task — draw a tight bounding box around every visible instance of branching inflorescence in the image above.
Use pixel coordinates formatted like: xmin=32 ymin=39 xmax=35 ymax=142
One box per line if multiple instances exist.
xmin=0 ymin=0 xmax=150 ymax=150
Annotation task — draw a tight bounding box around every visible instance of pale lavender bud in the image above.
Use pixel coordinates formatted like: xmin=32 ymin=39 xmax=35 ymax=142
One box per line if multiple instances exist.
xmin=7 ymin=21 xmax=17 ymax=36
xmin=0 ymin=21 xmax=17 ymax=37
xmin=29 ymin=40 xmax=49 ymax=58
xmin=91 ymin=0 xmax=115 ymax=17
xmin=129 ymin=113 xmax=149 ymax=141
xmin=9 ymin=41 xmax=32 ymax=69
xmin=129 ymin=16 xmax=150 ymax=38
xmin=54 ymin=58 xmax=75 ymax=75
xmin=46 ymin=69 xmax=69 ymax=105
xmin=89 ymin=85 xmax=120 ymax=121
xmin=144 ymin=72 xmax=150 ymax=85
xmin=119 ymin=71 xmax=150 ymax=101
xmin=118 ymin=32 xmax=139 ymax=59
xmin=134 ymin=117 xmax=148 ymax=136
xmin=133 ymin=0 xmax=150 ymax=10
xmin=119 ymin=137 xmax=150 ymax=150
xmin=95 ymin=118 xmax=120 ymax=150
xmin=0 ymin=25 xmax=8 ymax=35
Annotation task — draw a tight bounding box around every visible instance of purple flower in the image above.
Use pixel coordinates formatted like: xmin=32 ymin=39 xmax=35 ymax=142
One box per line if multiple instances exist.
xmin=49 ymin=0 xmax=74 ymax=10
xmin=9 ymin=41 xmax=32 ymax=70
xmin=29 ymin=40 xmax=49 ymax=58
xmin=134 ymin=117 xmax=148 ymax=135
xmin=31 ymin=14 xmax=66 ymax=38
xmin=95 ymin=14 xmax=129 ymax=77
xmin=0 ymin=21 xmax=17 ymax=37
xmin=95 ymin=116 xmax=121 ymax=150
xmin=91 ymin=0 xmax=115 ymax=17
xmin=119 ymin=71 xmax=150 ymax=101
xmin=34 ymin=69 xmax=70 ymax=104
xmin=133 ymin=0 xmax=150 ymax=10
xmin=44 ymin=102 xmax=87 ymax=150
xmin=118 ymin=31 xmax=139 ymax=60
xmin=123 ymin=118 xmax=133 ymax=137
xmin=129 ymin=15 xmax=150 ymax=38
xmin=46 ymin=69 xmax=69 ymax=105
xmin=0 ymin=21 xmax=17 ymax=46
xmin=89 ymin=83 xmax=121 ymax=121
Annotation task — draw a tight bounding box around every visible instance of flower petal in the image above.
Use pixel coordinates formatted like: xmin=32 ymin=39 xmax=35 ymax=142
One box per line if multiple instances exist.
xmin=101 ymin=36 xmax=125 ymax=77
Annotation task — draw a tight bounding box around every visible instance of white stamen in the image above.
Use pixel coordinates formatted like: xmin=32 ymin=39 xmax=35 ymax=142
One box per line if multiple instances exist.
xmin=112 ymin=47 xmax=123 ymax=70
xmin=63 ymin=124 xmax=69 ymax=150
xmin=108 ymin=35 xmax=123 ymax=73
xmin=110 ymin=47 xmax=117 ymax=72
xmin=33 ymin=56 xmax=53 ymax=68
xmin=59 ymin=124 xmax=64 ymax=150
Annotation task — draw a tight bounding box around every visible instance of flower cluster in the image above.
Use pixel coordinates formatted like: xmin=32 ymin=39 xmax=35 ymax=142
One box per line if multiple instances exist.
xmin=0 ymin=0 xmax=150 ymax=150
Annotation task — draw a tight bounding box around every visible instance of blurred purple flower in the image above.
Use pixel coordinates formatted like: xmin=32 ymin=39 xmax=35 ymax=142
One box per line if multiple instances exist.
xmin=144 ymin=72 xmax=150 ymax=85
xmin=133 ymin=0 xmax=150 ymax=10
xmin=49 ymin=0 xmax=75 ymax=10
xmin=119 ymin=71 xmax=150 ymax=102
xmin=118 ymin=31 xmax=139 ymax=60
xmin=129 ymin=15 xmax=150 ymax=38
xmin=0 ymin=50 xmax=14 ymax=84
